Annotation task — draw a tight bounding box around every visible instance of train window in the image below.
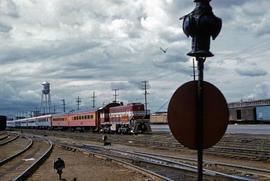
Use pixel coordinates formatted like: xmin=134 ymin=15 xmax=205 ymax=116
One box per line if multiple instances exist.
xmin=77 ymin=116 xmax=79 ymax=120
xmin=87 ymin=115 xmax=90 ymax=119
xmin=91 ymin=115 xmax=93 ymax=119
xmin=237 ymin=110 xmax=241 ymax=120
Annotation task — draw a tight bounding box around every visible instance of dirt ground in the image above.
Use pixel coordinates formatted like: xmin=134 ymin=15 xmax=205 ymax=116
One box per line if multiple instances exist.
xmin=5 ymin=130 xmax=270 ymax=180
xmin=27 ymin=145 xmax=155 ymax=181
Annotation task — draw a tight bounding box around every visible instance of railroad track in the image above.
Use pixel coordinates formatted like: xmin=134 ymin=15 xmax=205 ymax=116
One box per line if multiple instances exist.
xmin=0 ymin=134 xmax=53 ymax=181
xmin=60 ymin=142 xmax=265 ymax=181
xmin=9 ymin=129 xmax=270 ymax=178
xmin=0 ymin=135 xmax=32 ymax=163
xmin=11 ymin=129 xmax=270 ymax=157
xmin=141 ymin=151 xmax=270 ymax=181
xmin=0 ymin=133 xmax=8 ymax=141
xmin=0 ymin=133 xmax=19 ymax=146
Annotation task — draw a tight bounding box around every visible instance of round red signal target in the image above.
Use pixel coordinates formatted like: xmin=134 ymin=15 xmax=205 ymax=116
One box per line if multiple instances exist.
xmin=167 ymin=81 xmax=228 ymax=149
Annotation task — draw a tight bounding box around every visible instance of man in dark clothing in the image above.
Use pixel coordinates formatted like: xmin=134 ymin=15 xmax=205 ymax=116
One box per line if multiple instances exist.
xmin=54 ymin=157 xmax=65 ymax=180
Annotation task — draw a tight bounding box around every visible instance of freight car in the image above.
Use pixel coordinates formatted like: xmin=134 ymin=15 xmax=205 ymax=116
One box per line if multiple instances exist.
xmin=229 ymin=107 xmax=256 ymax=123
xmin=7 ymin=102 xmax=151 ymax=134
xmin=229 ymin=105 xmax=270 ymax=123
xmin=256 ymin=106 xmax=270 ymax=122
xmin=0 ymin=115 xmax=6 ymax=131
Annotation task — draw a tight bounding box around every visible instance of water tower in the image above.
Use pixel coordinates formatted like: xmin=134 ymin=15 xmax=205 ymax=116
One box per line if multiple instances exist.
xmin=40 ymin=81 xmax=51 ymax=114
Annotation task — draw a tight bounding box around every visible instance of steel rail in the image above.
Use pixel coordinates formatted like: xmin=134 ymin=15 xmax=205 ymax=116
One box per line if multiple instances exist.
xmin=0 ymin=134 xmax=19 ymax=146
xmin=61 ymin=144 xmax=173 ymax=181
xmin=206 ymin=148 xmax=270 ymax=159
xmin=0 ymin=136 xmax=33 ymax=166
xmin=0 ymin=135 xmax=8 ymax=141
xmin=12 ymin=136 xmax=53 ymax=181
xmin=138 ymin=151 xmax=270 ymax=174
xmin=216 ymin=141 xmax=270 ymax=149
xmin=126 ymin=150 xmax=268 ymax=180
xmin=110 ymin=148 xmax=257 ymax=181
xmin=212 ymin=145 xmax=270 ymax=155
xmin=82 ymin=143 xmax=260 ymax=181
xmin=121 ymin=149 xmax=270 ymax=179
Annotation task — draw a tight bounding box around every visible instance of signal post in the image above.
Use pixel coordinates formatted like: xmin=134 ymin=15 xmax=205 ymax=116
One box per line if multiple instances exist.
xmin=167 ymin=0 xmax=229 ymax=180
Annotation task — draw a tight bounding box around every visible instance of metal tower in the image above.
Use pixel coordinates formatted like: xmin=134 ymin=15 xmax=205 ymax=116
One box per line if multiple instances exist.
xmin=40 ymin=81 xmax=51 ymax=114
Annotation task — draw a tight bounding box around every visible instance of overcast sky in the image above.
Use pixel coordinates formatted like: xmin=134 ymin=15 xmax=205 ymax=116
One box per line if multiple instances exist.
xmin=1 ymin=0 xmax=270 ymax=117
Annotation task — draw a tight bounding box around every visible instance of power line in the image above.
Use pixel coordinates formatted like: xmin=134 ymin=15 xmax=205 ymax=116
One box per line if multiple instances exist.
xmin=142 ymin=81 xmax=149 ymax=115
xmin=61 ymin=99 xmax=66 ymax=112
xmin=76 ymin=96 xmax=82 ymax=110
xmin=112 ymin=89 xmax=119 ymax=103
xmin=91 ymin=91 xmax=96 ymax=108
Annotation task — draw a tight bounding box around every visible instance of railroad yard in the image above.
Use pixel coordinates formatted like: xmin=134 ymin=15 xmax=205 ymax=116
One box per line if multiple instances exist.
xmin=1 ymin=129 xmax=270 ymax=181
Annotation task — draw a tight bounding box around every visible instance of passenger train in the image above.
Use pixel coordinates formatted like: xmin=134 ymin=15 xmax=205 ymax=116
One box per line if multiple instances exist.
xmin=7 ymin=102 xmax=151 ymax=134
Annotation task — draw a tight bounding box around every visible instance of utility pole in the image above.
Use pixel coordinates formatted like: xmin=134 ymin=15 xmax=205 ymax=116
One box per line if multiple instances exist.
xmin=61 ymin=99 xmax=66 ymax=112
xmin=142 ymin=81 xmax=149 ymax=115
xmin=76 ymin=96 xmax=82 ymax=110
xmin=91 ymin=91 xmax=96 ymax=108
xmin=112 ymin=89 xmax=119 ymax=103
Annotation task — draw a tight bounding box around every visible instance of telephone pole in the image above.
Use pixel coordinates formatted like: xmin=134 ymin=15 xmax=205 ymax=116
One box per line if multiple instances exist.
xmin=76 ymin=96 xmax=82 ymax=110
xmin=112 ymin=89 xmax=119 ymax=103
xmin=61 ymin=99 xmax=66 ymax=112
xmin=91 ymin=91 xmax=96 ymax=108
xmin=142 ymin=81 xmax=149 ymax=115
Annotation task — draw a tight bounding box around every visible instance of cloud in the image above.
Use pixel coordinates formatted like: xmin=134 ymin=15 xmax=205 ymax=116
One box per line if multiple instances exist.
xmin=1 ymin=0 xmax=270 ymax=116
xmin=254 ymin=84 xmax=270 ymax=99
xmin=0 ymin=23 xmax=12 ymax=32
xmin=212 ymin=0 xmax=250 ymax=8
xmin=0 ymin=0 xmax=19 ymax=18
xmin=235 ymin=67 xmax=268 ymax=77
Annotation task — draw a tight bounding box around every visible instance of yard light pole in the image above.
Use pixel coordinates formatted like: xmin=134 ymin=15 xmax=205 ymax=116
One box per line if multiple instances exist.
xmin=180 ymin=0 xmax=222 ymax=180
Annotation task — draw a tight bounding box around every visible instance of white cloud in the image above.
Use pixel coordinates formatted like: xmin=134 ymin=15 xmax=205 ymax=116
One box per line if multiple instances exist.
xmin=1 ymin=0 xmax=270 ymax=116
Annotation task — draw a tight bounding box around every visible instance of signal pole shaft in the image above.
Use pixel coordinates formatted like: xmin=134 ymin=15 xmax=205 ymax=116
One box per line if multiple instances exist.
xmin=196 ymin=57 xmax=205 ymax=180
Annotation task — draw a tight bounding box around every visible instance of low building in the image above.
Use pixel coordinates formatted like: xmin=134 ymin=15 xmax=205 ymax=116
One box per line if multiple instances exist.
xmin=150 ymin=112 xmax=168 ymax=124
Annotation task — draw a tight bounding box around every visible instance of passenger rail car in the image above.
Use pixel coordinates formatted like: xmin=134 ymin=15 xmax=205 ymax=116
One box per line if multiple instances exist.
xmin=7 ymin=115 xmax=52 ymax=129
xmin=52 ymin=111 xmax=97 ymax=131
xmin=7 ymin=102 xmax=151 ymax=134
